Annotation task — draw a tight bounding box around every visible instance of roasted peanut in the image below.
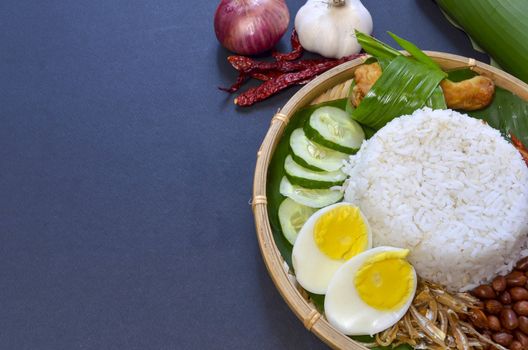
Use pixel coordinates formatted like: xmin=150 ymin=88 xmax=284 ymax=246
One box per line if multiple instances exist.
xmin=473 ymin=285 xmax=496 ymax=299
xmin=485 ymin=300 xmax=502 ymax=315
xmin=501 ymin=308 xmax=519 ymax=330
xmin=492 ymin=332 xmax=514 ymax=347
xmin=499 ymin=291 xmax=512 ymax=305
xmin=511 ymin=287 xmax=528 ymax=301
xmin=515 ymin=330 xmax=528 ymax=347
xmin=469 ymin=308 xmax=488 ymax=329
xmin=488 ymin=315 xmax=502 ymax=332
xmin=492 ymin=275 xmax=507 ymax=292
xmin=519 ymin=316 xmax=528 ymax=334
xmin=510 ymin=340 xmax=523 ymax=350
xmin=516 ymin=257 xmax=528 ymax=271
xmin=507 ymin=271 xmax=528 ymax=287
xmin=514 ymin=301 xmax=528 ymax=316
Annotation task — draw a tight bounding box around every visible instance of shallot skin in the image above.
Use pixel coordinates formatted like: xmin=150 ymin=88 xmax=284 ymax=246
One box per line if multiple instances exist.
xmin=214 ymin=0 xmax=289 ymax=55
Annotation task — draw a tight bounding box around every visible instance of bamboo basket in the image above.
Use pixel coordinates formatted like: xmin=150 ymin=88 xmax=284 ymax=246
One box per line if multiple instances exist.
xmin=252 ymin=52 xmax=528 ymax=350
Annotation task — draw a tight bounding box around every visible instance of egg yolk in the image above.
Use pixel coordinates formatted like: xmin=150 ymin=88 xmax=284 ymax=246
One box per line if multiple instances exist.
xmin=354 ymin=250 xmax=415 ymax=311
xmin=313 ymin=206 xmax=368 ymax=260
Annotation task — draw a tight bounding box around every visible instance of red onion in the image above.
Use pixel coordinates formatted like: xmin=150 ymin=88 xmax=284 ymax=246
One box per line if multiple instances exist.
xmin=214 ymin=0 xmax=290 ymax=56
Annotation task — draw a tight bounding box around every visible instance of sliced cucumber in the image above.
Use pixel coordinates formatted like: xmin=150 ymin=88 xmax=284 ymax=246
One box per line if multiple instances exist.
xmin=278 ymin=198 xmax=317 ymax=245
xmin=304 ymin=106 xmax=365 ymax=154
xmin=289 ymin=128 xmax=349 ymax=172
xmin=290 ymin=151 xmax=325 ymax=172
xmin=279 ymin=176 xmax=343 ymax=208
xmin=284 ymin=155 xmax=346 ymax=189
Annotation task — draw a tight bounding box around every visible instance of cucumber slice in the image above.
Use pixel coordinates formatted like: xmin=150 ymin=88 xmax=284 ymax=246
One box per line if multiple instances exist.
xmin=289 ymin=128 xmax=349 ymax=172
xmin=304 ymin=106 xmax=365 ymax=154
xmin=284 ymin=155 xmax=346 ymax=189
xmin=278 ymin=198 xmax=317 ymax=245
xmin=279 ymin=176 xmax=343 ymax=208
xmin=290 ymin=152 xmax=325 ymax=172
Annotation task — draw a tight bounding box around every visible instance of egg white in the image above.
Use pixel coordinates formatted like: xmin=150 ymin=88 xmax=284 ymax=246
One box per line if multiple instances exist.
xmin=324 ymin=246 xmax=417 ymax=336
xmin=292 ymin=202 xmax=372 ymax=295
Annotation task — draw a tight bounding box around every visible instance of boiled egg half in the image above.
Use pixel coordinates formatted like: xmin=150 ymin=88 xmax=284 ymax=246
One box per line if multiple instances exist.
xmin=292 ymin=203 xmax=372 ymax=294
xmin=324 ymin=246 xmax=417 ymax=336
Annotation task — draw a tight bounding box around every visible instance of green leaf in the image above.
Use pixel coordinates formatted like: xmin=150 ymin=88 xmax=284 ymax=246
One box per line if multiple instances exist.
xmin=425 ymin=86 xmax=447 ymax=109
xmin=442 ymin=68 xmax=528 ymax=144
xmin=467 ymin=86 xmax=528 ymax=146
xmin=355 ymin=30 xmax=400 ymax=60
xmin=308 ymin=293 xmax=325 ymax=313
xmin=436 ymin=0 xmax=528 ymax=83
xmin=345 ymin=79 xmax=356 ymax=116
xmin=351 ymin=55 xmax=447 ymax=130
xmin=388 ymin=32 xmax=442 ymax=72
xmin=447 ymin=68 xmax=478 ymax=82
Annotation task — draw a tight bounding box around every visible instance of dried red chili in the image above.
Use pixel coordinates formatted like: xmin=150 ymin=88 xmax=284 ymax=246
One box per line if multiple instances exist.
xmin=511 ymin=133 xmax=528 ymax=166
xmin=227 ymin=55 xmax=345 ymax=75
xmin=234 ymin=55 xmax=361 ymax=106
xmin=218 ymin=71 xmax=286 ymax=92
xmin=250 ymin=70 xmax=283 ymax=81
xmin=272 ymin=29 xmax=303 ymax=61
xmin=218 ymin=73 xmax=247 ymax=93
xmin=220 ymin=57 xmax=314 ymax=92
xmin=221 ymin=29 xmax=365 ymax=106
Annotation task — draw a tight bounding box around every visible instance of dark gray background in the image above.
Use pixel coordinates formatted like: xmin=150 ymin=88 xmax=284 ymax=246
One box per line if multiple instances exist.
xmin=0 ymin=1 xmax=487 ymax=349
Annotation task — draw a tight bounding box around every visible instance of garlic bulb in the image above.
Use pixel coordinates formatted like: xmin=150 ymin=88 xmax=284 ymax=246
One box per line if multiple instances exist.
xmin=295 ymin=0 xmax=373 ymax=58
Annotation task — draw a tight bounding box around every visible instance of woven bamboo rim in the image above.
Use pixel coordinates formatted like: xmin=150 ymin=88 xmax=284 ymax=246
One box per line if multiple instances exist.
xmin=252 ymin=52 xmax=528 ymax=349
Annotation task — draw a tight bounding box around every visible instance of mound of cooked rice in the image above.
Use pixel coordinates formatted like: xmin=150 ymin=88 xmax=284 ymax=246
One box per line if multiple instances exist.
xmin=343 ymin=108 xmax=528 ymax=291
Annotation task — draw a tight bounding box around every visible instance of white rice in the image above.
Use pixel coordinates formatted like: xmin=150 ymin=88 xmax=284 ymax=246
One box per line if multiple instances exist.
xmin=343 ymin=108 xmax=528 ymax=291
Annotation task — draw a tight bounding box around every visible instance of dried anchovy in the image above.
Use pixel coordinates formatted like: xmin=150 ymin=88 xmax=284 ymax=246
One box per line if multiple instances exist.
xmin=459 ymin=321 xmax=509 ymax=350
xmin=272 ymin=29 xmax=303 ymax=61
xmin=410 ymin=305 xmax=447 ymax=347
xmin=376 ymin=324 xmax=399 ymax=346
xmin=434 ymin=292 xmax=470 ymax=314
xmin=438 ymin=309 xmax=448 ymax=336
xmin=375 ymin=280 xmax=506 ymax=350
xmin=446 ymin=309 xmax=471 ymax=350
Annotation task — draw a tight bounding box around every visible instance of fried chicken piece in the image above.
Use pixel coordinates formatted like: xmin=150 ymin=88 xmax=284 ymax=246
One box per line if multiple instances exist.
xmin=440 ymin=75 xmax=495 ymax=111
xmin=350 ymin=62 xmax=382 ymax=107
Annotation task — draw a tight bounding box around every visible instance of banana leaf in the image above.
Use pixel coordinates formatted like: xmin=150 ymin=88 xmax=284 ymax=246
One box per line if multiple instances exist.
xmin=445 ymin=68 xmax=528 ymax=145
xmin=267 ymin=99 xmax=347 ymax=268
xmin=425 ymin=86 xmax=447 ymax=109
xmin=469 ymin=87 xmax=528 ymax=145
xmin=447 ymin=68 xmax=478 ymax=82
xmin=345 ymin=80 xmax=378 ymax=139
xmin=388 ymin=32 xmax=442 ymax=72
xmin=352 ymin=32 xmax=448 ymax=129
xmin=436 ymin=0 xmax=528 ymax=84
xmin=352 ymin=55 xmax=446 ymax=130
xmin=355 ymin=30 xmax=400 ymax=61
